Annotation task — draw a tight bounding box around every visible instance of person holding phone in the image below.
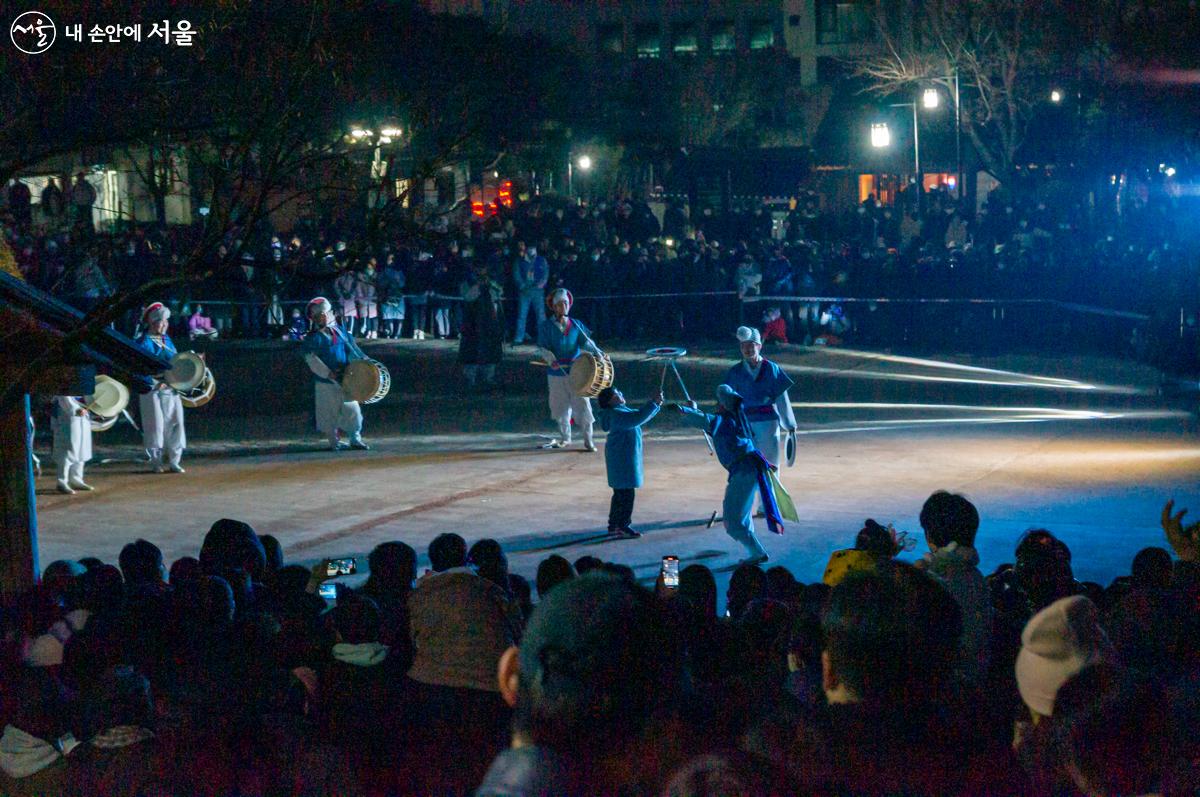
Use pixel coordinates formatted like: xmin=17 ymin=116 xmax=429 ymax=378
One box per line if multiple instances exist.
xmin=597 ymin=386 xmax=663 ymax=539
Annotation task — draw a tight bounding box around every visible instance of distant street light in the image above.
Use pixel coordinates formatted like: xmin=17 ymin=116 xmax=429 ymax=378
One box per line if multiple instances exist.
xmin=870 ymin=122 xmax=891 ymax=149
xmin=922 ymin=87 xmax=940 ymax=110
xmin=1050 ymin=89 xmax=1063 ymax=103
xmin=380 ymin=126 xmax=403 ymax=137
xmin=350 ymin=127 xmax=371 ymax=139
xmin=568 ymin=153 xmax=593 ymax=199
xmin=577 ymin=154 xmax=593 ymax=171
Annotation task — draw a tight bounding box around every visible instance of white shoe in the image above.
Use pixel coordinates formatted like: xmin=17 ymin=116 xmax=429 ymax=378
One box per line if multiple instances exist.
xmin=330 ymin=440 xmax=348 ymax=451
xmin=56 ymin=480 xmax=75 ymax=495
xmin=583 ymin=441 xmax=597 ymax=452
xmin=153 ymin=464 xmax=166 ymax=474
xmin=68 ymin=478 xmax=94 ymax=492
xmin=168 ymin=464 xmax=185 ymax=474
xmin=349 ymin=437 xmax=370 ymax=451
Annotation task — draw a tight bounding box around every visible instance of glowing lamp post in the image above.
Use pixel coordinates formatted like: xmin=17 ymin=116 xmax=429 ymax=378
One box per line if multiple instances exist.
xmin=870 ymin=123 xmax=891 ymax=149
xmin=922 ymin=87 xmax=940 ymax=110
xmin=568 ymin=153 xmax=592 ymax=199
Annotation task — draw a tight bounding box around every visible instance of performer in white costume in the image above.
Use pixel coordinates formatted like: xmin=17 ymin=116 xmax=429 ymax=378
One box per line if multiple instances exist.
xmin=536 ymin=288 xmax=599 ymax=451
xmin=134 ymin=302 xmax=187 ymax=473
xmin=50 ymin=395 xmax=93 ymax=494
xmin=722 ymin=326 xmax=797 ymax=469
xmin=302 ymin=296 xmax=369 ymax=451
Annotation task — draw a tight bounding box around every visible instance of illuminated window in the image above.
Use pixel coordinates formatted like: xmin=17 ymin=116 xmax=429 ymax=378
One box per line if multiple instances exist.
xmin=672 ymin=21 xmax=698 ymax=54
xmin=710 ymin=19 xmax=735 ymax=53
xmin=749 ymin=20 xmax=775 ymax=50
xmin=635 ymin=23 xmax=661 ymax=58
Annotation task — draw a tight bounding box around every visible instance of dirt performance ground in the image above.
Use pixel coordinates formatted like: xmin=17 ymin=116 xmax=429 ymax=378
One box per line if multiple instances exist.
xmin=33 ymin=339 xmax=1200 ymax=594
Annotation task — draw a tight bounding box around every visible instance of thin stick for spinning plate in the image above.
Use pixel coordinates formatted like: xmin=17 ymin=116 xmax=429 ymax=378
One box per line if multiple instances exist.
xmin=671 ymin=360 xmax=715 ymax=456
xmin=659 ymin=362 xmax=669 ymax=393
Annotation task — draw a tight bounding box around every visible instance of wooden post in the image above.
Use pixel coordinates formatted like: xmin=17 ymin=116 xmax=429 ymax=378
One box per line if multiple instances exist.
xmin=0 ymin=394 xmax=38 ymax=597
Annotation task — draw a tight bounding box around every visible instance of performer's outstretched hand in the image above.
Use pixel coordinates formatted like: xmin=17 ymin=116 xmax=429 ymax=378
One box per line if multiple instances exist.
xmin=1162 ymin=499 xmax=1200 ymax=562
xmin=653 ymin=391 xmax=664 ymax=406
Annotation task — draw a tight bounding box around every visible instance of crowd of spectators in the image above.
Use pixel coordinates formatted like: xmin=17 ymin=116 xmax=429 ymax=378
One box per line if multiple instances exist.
xmin=3 ymin=492 xmax=1200 ymax=795
xmin=3 ymin=178 xmax=1197 ymax=358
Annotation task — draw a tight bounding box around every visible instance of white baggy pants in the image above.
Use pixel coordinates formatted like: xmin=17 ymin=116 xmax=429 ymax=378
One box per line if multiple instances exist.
xmin=547 ymin=375 xmax=593 ymax=445
xmin=139 ymin=389 xmax=185 ymax=466
xmin=51 ymin=398 xmax=92 ymax=483
xmin=314 ymin=381 xmax=362 ymax=443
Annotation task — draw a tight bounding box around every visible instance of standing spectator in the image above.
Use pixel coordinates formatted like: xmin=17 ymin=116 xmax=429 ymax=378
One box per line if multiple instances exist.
xmin=7 ymin=179 xmax=32 ymax=228
xmin=377 ymin=254 xmax=406 ymax=339
xmin=458 ymin=260 xmax=505 ymax=390
xmin=407 ymin=252 xmax=433 ymax=339
xmin=512 ymin=242 xmax=548 ymax=344
xmin=333 ymin=268 xmax=358 ymax=337
xmin=70 ymin=173 xmax=96 ymax=228
xmin=39 ymin=177 xmax=65 ymax=221
xmin=356 ymin=259 xmax=379 ymax=339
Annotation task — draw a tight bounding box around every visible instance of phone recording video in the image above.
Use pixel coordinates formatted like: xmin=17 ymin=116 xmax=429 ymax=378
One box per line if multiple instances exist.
xmin=660 ymin=555 xmax=680 ymax=589
xmin=318 ymin=583 xmax=338 ymax=603
xmin=326 ymin=558 xmax=357 ymax=577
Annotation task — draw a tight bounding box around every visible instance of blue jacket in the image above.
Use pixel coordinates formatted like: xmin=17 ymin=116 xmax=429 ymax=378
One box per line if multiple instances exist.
xmin=132 ymin=333 xmax=177 ymax=393
xmin=513 ymin=254 xmax=548 ymax=294
xmin=302 ymin=325 xmax=365 ymax=384
xmin=600 ymin=401 xmax=661 ymax=489
xmin=537 ymin=318 xmax=596 ymax=372
xmin=723 ymin=359 xmax=794 ymax=421
xmin=678 ymin=406 xmax=757 ymax=476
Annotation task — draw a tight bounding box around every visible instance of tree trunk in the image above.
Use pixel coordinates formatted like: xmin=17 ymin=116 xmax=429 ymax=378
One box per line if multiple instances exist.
xmin=0 ymin=395 xmax=39 ymax=597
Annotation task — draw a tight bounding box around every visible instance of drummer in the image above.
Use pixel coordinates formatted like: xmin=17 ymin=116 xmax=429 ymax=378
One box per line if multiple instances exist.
xmin=302 ymin=296 xmax=370 ymax=451
xmin=723 ymin=326 xmax=796 ymax=473
xmin=536 ymin=288 xmax=600 ymax=451
xmin=134 ymin=302 xmax=187 ymax=473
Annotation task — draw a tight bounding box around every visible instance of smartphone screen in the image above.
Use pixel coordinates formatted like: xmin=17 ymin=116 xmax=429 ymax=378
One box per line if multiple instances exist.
xmin=326 ymin=558 xmax=357 ymax=577
xmin=661 ymin=556 xmax=680 ymax=588
xmin=318 ymin=583 xmax=338 ymax=602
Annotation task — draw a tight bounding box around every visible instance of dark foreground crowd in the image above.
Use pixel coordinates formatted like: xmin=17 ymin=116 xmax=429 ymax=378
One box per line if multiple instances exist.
xmin=3 ymin=491 xmax=1200 ymax=796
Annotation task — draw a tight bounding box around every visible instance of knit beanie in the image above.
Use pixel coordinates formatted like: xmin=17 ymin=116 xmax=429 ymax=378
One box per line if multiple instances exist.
xmin=1015 ymin=595 xmax=1112 ymax=716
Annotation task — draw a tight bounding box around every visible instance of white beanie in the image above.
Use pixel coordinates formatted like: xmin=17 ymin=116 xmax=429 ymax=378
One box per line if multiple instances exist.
xmin=1015 ymin=595 xmax=1112 ymax=717
xmin=736 ymin=325 xmax=762 ymax=346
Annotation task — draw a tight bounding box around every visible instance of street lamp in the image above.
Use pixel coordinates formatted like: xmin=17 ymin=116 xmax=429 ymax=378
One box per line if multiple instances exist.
xmin=922 ymin=87 xmax=940 ymax=110
xmin=1050 ymin=89 xmax=1063 ymax=104
xmin=567 ymin=153 xmax=592 ymax=199
xmin=870 ymin=122 xmax=891 ymax=149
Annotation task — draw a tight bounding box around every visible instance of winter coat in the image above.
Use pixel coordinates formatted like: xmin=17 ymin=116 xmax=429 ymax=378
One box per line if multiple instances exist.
xmin=599 ymin=401 xmax=661 ymax=489
xmin=458 ymin=277 xmax=505 ymax=365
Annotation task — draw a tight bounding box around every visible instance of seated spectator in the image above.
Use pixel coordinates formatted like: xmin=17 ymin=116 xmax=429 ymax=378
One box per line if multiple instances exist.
xmin=787 ymin=565 xmax=1013 ymax=795
xmin=726 ymin=562 xmax=765 ymax=620
xmin=1013 ymin=596 xmax=1115 ymax=795
xmin=187 ymin=304 xmax=218 ymax=340
xmin=573 ymin=555 xmax=603 ymax=575
xmin=1107 ymin=546 xmax=1179 ymax=672
xmin=468 ymin=538 xmax=510 ymax=594
xmin=822 ymin=519 xmax=912 ymax=586
xmin=915 ymin=491 xmax=992 ymax=682
xmin=761 ymin=307 xmax=787 ymax=345
xmin=403 ymin=536 xmax=523 ymax=794
xmin=286 ymin=308 xmax=307 ymax=341
xmin=535 ymin=555 xmax=575 ymax=600
xmin=477 ymin=574 xmax=690 ymax=795
xmin=358 ymin=541 xmax=416 ymax=659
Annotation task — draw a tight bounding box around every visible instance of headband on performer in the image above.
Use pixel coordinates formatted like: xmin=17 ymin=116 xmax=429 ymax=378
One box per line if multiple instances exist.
xmin=307 ymin=297 xmax=332 ymax=319
xmin=142 ymin=302 xmax=170 ymax=325
xmin=736 ymin=325 xmax=762 ymax=346
xmin=548 ymin=288 xmax=573 ymax=313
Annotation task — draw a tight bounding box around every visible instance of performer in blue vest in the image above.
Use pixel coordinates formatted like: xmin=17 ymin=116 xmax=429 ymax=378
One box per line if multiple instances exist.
xmin=723 ymin=325 xmax=797 ymax=474
xmin=677 ymin=385 xmax=785 ymax=564
xmin=134 ymin=302 xmax=187 ymax=473
xmin=302 ymin=296 xmax=369 ymax=451
xmin=597 ymin=386 xmax=663 ymax=538
xmin=536 ymin=288 xmax=600 ymax=451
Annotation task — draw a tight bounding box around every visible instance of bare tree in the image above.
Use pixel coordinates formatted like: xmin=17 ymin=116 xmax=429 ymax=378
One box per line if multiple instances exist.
xmin=855 ymin=0 xmax=1108 ymax=184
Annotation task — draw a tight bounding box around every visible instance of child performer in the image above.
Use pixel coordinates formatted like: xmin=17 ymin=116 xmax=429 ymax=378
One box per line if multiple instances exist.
xmin=597 ymin=386 xmax=664 ymax=539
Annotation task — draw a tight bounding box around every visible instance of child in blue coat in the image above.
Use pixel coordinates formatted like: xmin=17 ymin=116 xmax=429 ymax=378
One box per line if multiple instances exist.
xmin=597 ymin=386 xmax=663 ymax=538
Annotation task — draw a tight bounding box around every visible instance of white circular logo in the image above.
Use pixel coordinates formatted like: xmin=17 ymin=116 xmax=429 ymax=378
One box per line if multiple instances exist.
xmin=10 ymin=11 xmax=56 ymax=54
